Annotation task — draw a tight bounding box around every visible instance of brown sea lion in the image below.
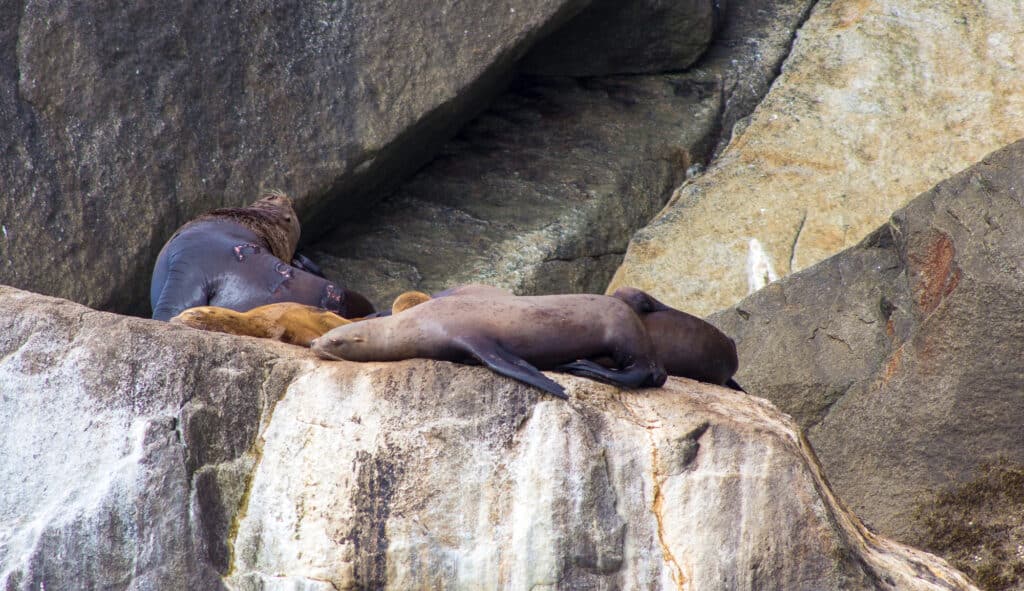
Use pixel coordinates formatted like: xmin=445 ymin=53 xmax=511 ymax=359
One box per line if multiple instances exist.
xmin=311 ymin=293 xmax=667 ymax=399
xmin=171 ymin=302 xmax=352 ymax=346
xmin=150 ymin=191 xmax=375 ymax=321
xmin=391 ymin=284 xmax=743 ymax=391
xmin=611 ymin=287 xmax=742 ymax=391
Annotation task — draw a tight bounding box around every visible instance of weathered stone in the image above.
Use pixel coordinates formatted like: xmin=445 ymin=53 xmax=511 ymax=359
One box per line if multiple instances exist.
xmin=519 ymin=0 xmax=719 ymax=76
xmin=0 ymin=0 xmax=589 ymax=315
xmin=306 ymin=0 xmax=816 ymax=307
xmin=708 ymin=139 xmax=1024 ymax=579
xmin=610 ymin=0 xmax=1024 ymax=316
xmin=308 ymin=75 xmax=719 ymax=307
xmin=227 ymin=363 xmax=974 ymax=590
xmin=0 ymin=285 xmax=977 ymax=589
xmin=0 ymin=285 xmax=309 ymax=589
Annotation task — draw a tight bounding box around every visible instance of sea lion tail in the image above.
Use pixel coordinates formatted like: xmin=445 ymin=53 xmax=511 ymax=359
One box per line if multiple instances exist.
xmin=725 ymin=378 xmax=746 ymax=393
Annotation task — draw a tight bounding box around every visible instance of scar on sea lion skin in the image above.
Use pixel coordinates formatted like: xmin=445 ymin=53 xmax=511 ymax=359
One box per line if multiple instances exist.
xmin=312 ymin=293 xmax=667 ymax=400
xmin=171 ymin=302 xmax=353 ymax=347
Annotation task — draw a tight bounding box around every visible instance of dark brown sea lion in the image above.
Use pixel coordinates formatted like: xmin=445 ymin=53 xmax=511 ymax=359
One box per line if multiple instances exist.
xmin=611 ymin=287 xmax=742 ymax=391
xmin=311 ymin=293 xmax=667 ymax=399
xmin=170 ymin=302 xmax=353 ymax=346
xmin=150 ymin=191 xmax=375 ymax=321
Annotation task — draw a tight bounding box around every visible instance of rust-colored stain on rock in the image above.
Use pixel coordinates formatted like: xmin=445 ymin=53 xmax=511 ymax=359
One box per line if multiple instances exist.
xmin=908 ymin=231 xmax=961 ymax=316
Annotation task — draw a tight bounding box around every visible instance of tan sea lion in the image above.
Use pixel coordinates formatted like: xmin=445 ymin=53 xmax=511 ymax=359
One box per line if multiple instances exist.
xmin=311 ymin=293 xmax=667 ymax=399
xmin=171 ymin=302 xmax=353 ymax=346
xmin=150 ymin=191 xmax=375 ymax=321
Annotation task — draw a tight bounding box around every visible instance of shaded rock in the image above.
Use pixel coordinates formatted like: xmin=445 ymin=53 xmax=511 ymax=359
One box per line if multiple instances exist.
xmin=610 ymin=0 xmax=1024 ymax=316
xmin=0 ymin=285 xmax=977 ymax=589
xmin=0 ymin=0 xmax=589 ymax=315
xmin=307 ymin=0 xmax=816 ymax=307
xmin=519 ymin=0 xmax=719 ymax=76
xmin=309 ymin=74 xmax=720 ymax=307
xmin=708 ymin=140 xmax=1024 ymax=572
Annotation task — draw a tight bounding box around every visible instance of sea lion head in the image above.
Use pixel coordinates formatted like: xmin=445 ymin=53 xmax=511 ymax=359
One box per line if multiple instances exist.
xmin=195 ymin=190 xmax=301 ymax=262
xmin=169 ymin=306 xmax=236 ymax=331
xmin=311 ymin=322 xmax=378 ymax=361
xmin=392 ymin=290 xmax=431 ymax=315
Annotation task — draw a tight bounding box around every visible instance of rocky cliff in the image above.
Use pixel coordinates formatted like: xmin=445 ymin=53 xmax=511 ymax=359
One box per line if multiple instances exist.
xmin=0 ymin=286 xmax=976 ymax=590
xmin=709 ymin=138 xmax=1024 ymax=588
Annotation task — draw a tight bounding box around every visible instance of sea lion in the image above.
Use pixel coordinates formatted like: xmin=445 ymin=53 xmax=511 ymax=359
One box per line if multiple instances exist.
xmin=611 ymin=287 xmax=743 ymax=391
xmin=391 ymin=291 xmax=431 ymax=315
xmin=391 ymin=284 xmax=744 ymax=391
xmin=171 ymin=302 xmax=353 ymax=346
xmin=311 ymin=293 xmax=667 ymax=399
xmin=150 ymin=191 xmax=375 ymax=321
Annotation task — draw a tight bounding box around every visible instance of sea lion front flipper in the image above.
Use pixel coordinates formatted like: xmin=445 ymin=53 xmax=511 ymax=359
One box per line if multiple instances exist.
xmin=456 ymin=337 xmax=568 ymax=400
xmin=555 ymin=359 xmax=655 ymax=389
xmin=291 ymin=252 xmax=325 ymax=277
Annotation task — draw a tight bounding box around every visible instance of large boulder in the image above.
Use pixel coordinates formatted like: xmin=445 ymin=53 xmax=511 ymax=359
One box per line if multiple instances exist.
xmin=308 ymin=74 xmax=720 ymax=307
xmin=307 ymin=0 xmax=817 ymax=307
xmin=610 ymin=0 xmax=1024 ymax=316
xmin=0 ymin=0 xmax=589 ymax=315
xmin=708 ymin=139 xmax=1024 ymax=584
xmin=0 ymin=286 xmax=977 ymax=590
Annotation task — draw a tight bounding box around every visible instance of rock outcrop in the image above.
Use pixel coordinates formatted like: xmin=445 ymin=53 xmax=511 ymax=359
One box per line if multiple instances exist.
xmin=708 ymin=139 xmax=1024 ymax=584
xmin=610 ymin=0 xmax=1024 ymax=316
xmin=0 ymin=0 xmax=589 ymax=315
xmin=0 ymin=286 xmax=977 ymax=590
xmin=307 ymin=0 xmax=817 ymax=306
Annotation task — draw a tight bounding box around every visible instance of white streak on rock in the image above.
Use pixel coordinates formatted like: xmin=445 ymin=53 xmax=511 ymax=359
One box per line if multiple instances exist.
xmin=747 ymin=238 xmax=778 ymax=293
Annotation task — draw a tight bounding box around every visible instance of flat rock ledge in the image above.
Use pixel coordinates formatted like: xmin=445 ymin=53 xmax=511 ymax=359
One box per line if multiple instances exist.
xmin=0 ymin=286 xmax=977 ymax=590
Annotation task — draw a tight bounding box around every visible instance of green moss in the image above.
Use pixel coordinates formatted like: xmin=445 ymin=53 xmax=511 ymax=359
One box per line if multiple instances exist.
xmin=916 ymin=458 xmax=1024 ymax=591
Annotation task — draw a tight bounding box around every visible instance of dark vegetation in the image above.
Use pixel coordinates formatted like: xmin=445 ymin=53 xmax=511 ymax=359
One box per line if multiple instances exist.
xmin=918 ymin=458 xmax=1024 ymax=590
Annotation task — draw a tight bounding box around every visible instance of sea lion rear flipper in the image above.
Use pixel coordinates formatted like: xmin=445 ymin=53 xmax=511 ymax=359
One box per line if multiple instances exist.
xmin=725 ymin=378 xmax=746 ymax=393
xmin=555 ymin=359 xmax=655 ymax=389
xmin=456 ymin=337 xmax=568 ymax=400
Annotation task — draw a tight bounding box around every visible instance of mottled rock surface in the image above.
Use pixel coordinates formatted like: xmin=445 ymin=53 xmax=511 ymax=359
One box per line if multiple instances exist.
xmin=0 ymin=0 xmax=588 ymax=315
xmin=709 ymin=139 xmax=1024 ymax=583
xmin=0 ymin=286 xmax=977 ymax=590
xmin=520 ymin=0 xmax=719 ymax=76
xmin=310 ymin=75 xmax=719 ymax=307
xmin=611 ymin=0 xmax=1024 ymax=316
xmin=308 ymin=0 xmax=816 ymax=307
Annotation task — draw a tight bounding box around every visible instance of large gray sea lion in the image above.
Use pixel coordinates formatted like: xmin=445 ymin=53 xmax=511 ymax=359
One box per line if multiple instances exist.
xmin=150 ymin=191 xmax=374 ymax=321
xmin=311 ymin=293 xmax=668 ymax=399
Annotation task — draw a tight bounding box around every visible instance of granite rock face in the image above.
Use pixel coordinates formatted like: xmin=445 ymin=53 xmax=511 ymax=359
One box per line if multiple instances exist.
xmin=0 ymin=286 xmax=977 ymax=590
xmin=610 ymin=0 xmax=1024 ymax=316
xmin=308 ymin=0 xmax=817 ymax=307
xmin=520 ymin=0 xmax=719 ymax=76
xmin=709 ymin=139 xmax=1024 ymax=582
xmin=0 ymin=0 xmax=588 ymax=315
